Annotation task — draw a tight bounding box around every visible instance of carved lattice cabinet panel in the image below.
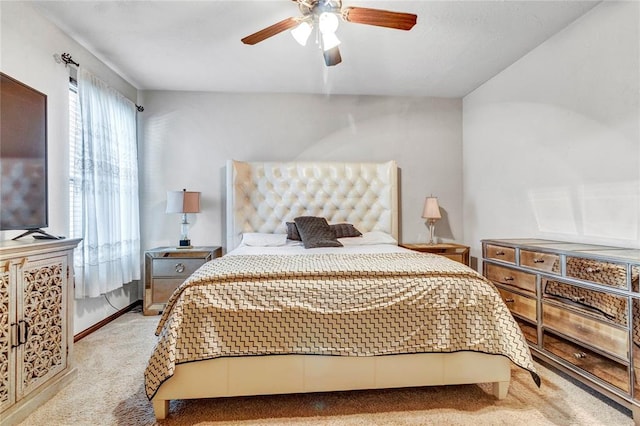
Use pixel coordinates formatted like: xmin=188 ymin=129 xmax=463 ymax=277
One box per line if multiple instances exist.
xmin=0 ymin=262 xmax=13 ymax=413
xmin=0 ymin=239 xmax=80 ymax=425
xmin=17 ymin=255 xmax=68 ymax=399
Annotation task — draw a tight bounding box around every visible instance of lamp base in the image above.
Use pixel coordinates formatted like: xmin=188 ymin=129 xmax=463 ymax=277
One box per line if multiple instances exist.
xmin=427 ymin=221 xmax=437 ymax=245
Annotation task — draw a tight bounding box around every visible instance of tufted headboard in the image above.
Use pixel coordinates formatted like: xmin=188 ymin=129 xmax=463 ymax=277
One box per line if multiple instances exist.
xmin=226 ymin=160 xmax=398 ymax=250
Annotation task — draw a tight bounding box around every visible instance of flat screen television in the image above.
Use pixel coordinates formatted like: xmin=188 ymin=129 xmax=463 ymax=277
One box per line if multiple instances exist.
xmin=0 ymin=72 xmax=56 ymax=240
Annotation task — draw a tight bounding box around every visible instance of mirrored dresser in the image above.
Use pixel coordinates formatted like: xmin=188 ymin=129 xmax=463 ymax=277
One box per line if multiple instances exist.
xmin=482 ymin=238 xmax=640 ymax=422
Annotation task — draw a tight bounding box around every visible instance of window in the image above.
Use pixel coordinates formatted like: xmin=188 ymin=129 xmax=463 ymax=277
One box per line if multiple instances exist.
xmin=69 ymin=69 xmax=141 ymax=298
xmin=68 ymin=78 xmax=81 ymax=239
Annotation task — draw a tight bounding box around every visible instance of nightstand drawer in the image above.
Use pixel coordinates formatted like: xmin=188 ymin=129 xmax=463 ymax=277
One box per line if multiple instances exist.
xmin=152 ymin=258 xmax=204 ymax=278
xmin=485 ymin=244 xmax=515 ymax=264
xmin=399 ymin=243 xmax=469 ymax=266
xmin=485 ymin=263 xmax=536 ymax=294
xmin=144 ymin=246 xmax=222 ymax=315
xmin=440 ymin=253 xmax=465 ymax=264
xmin=151 ymin=278 xmax=184 ymax=303
xmin=520 ymin=250 xmax=560 ymax=274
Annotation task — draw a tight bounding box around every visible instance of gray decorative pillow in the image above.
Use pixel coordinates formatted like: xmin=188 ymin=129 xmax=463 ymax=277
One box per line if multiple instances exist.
xmin=331 ymin=223 xmax=362 ymax=239
xmin=286 ymin=221 xmax=361 ymax=241
xmin=286 ymin=222 xmax=301 ymax=241
xmin=293 ymin=216 xmax=343 ymax=248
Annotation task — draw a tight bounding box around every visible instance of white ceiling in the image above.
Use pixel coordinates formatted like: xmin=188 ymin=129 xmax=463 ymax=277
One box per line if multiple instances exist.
xmin=32 ymin=0 xmax=600 ymax=97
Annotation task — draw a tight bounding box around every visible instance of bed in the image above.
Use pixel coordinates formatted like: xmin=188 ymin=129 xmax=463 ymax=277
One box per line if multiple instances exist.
xmin=145 ymin=160 xmax=539 ymax=419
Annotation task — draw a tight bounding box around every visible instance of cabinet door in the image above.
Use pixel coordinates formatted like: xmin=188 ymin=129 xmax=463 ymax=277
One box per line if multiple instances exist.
xmin=16 ymin=255 xmax=68 ymax=399
xmin=0 ymin=263 xmax=14 ymax=412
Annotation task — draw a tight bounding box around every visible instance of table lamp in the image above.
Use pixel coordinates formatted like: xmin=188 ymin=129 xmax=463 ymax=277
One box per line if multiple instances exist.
xmin=422 ymin=196 xmax=441 ymax=245
xmin=166 ymin=189 xmax=201 ymax=248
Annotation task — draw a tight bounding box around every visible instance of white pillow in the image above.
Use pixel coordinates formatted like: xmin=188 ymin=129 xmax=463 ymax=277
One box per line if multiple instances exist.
xmin=241 ymin=233 xmax=287 ymax=247
xmin=339 ymin=231 xmax=398 ymax=246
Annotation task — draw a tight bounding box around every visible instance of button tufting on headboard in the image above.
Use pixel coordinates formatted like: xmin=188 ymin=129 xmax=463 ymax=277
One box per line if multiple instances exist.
xmin=226 ymin=160 xmax=398 ymax=251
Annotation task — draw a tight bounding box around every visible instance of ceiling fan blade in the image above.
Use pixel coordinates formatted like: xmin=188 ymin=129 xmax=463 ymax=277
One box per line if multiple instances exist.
xmin=241 ymin=17 xmax=300 ymax=45
xmin=323 ymin=46 xmax=342 ymax=67
xmin=342 ymin=7 xmax=417 ymax=31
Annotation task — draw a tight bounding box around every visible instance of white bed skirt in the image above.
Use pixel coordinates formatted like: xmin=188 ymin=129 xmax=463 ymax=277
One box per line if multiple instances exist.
xmin=152 ymin=352 xmax=511 ymax=419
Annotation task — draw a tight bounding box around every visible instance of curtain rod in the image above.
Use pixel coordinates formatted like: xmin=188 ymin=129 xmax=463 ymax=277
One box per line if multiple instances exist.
xmin=55 ymin=52 xmax=144 ymax=112
xmin=60 ymin=52 xmax=79 ymax=67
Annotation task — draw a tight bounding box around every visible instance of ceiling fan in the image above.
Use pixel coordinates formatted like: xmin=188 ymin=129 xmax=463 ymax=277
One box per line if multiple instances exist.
xmin=241 ymin=0 xmax=417 ymax=67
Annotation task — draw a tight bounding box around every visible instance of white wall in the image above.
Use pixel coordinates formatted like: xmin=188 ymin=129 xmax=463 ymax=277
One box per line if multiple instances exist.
xmin=138 ymin=92 xmax=463 ymax=251
xmin=463 ymin=0 xmax=640 ymax=263
xmin=1 ymin=2 xmax=140 ymax=334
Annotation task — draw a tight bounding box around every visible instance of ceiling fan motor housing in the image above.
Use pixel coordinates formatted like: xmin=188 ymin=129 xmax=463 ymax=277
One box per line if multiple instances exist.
xmin=297 ymin=0 xmax=342 ymax=18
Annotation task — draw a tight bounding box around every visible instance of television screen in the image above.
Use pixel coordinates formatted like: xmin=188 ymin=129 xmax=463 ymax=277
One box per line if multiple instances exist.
xmin=0 ymin=72 xmax=48 ymax=232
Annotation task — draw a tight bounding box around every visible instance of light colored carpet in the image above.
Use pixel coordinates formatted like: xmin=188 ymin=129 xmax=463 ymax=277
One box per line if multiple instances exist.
xmin=18 ymin=311 xmax=634 ymax=426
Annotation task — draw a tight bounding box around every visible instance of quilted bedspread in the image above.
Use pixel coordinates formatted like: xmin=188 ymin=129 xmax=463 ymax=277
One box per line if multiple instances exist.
xmin=145 ymin=252 xmax=539 ymax=399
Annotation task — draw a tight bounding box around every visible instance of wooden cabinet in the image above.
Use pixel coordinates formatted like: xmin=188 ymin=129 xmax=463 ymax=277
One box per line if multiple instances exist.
xmin=482 ymin=238 xmax=640 ymax=421
xmin=144 ymin=246 xmax=222 ymax=315
xmin=399 ymin=243 xmax=470 ymax=266
xmin=0 ymin=238 xmax=80 ymax=425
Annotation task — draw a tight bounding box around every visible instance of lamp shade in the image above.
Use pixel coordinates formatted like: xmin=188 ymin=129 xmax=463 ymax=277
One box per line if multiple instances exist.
xmin=422 ymin=197 xmax=441 ymax=220
xmin=166 ymin=189 xmax=201 ymax=214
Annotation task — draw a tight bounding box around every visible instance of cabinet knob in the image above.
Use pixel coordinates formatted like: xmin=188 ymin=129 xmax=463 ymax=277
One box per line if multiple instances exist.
xmin=574 ymin=352 xmax=587 ymax=359
xmin=175 ymin=263 xmax=185 ymax=273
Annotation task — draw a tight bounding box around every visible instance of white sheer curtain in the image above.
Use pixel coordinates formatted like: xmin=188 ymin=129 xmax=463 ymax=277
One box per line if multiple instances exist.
xmin=70 ymin=68 xmax=141 ymax=298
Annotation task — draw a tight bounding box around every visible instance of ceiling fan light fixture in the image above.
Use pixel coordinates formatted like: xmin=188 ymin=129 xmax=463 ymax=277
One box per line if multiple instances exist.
xmin=318 ymin=12 xmax=339 ymax=34
xmin=321 ymin=31 xmax=341 ymax=51
xmin=291 ymin=21 xmax=313 ymax=46
xmin=241 ymin=0 xmax=418 ymax=66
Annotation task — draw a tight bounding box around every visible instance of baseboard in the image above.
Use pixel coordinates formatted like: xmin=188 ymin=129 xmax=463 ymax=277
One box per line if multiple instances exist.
xmin=74 ymin=300 xmax=142 ymax=342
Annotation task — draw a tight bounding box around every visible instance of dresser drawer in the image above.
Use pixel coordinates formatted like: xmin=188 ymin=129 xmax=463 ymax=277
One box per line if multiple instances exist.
xmin=485 ymin=244 xmax=515 ymax=264
xmin=497 ymin=287 xmax=536 ymax=323
xmin=543 ymin=303 xmax=628 ymax=359
xmin=516 ymin=317 xmax=538 ymax=345
xmin=520 ymin=250 xmax=560 ymax=274
xmin=543 ymin=331 xmax=629 ymax=392
xmin=152 ymin=258 xmax=204 ymax=278
xmin=543 ymin=278 xmax=628 ymax=326
xmin=566 ymin=257 xmax=628 ymax=289
xmin=485 ymin=263 xmax=536 ymax=294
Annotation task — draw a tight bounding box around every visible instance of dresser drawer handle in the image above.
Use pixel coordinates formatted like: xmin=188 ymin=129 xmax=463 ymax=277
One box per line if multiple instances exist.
xmin=574 ymin=352 xmax=587 ymax=359
xmin=571 ymin=296 xmax=586 ymax=303
xmin=495 ymin=251 xmax=506 ymax=256
xmin=504 ymin=276 xmax=514 ymax=281
xmin=533 ymin=258 xmax=545 ymax=263
xmin=585 ymin=267 xmax=601 ymax=274
xmin=504 ymin=298 xmax=515 ymax=303
xmin=175 ymin=263 xmax=186 ymax=273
